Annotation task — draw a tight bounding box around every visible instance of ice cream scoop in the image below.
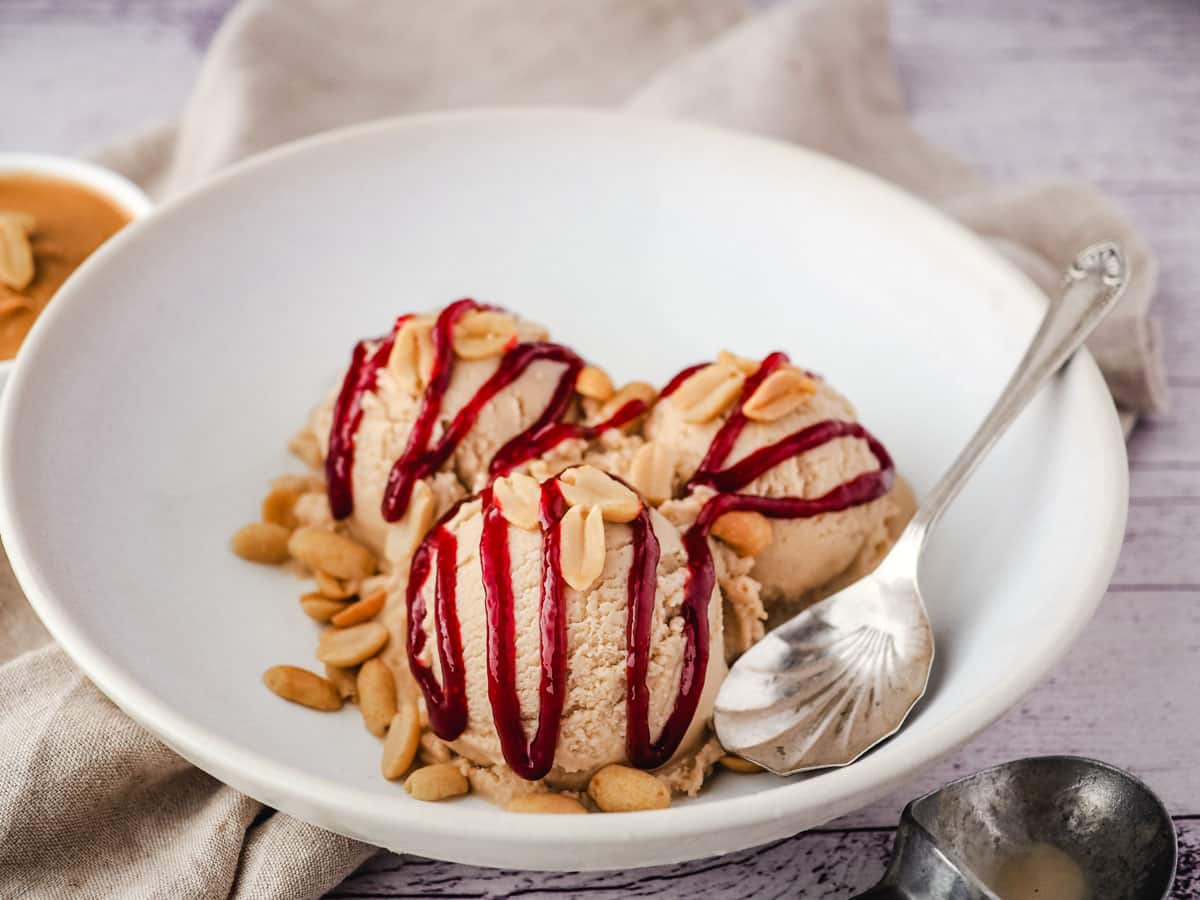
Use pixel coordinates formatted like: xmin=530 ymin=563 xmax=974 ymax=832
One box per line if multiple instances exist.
xmin=643 ymin=352 xmax=908 ymax=607
xmin=404 ymin=465 xmax=726 ymax=786
xmin=305 ymin=300 xmax=650 ymax=562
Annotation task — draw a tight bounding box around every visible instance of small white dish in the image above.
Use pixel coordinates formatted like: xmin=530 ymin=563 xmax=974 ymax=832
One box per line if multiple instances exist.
xmin=0 ymin=153 xmax=152 ymax=389
xmin=0 ymin=110 xmax=1127 ymax=871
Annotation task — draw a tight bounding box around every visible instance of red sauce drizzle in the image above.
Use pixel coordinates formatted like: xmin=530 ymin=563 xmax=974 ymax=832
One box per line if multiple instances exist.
xmin=475 ymin=481 xmax=572 ymax=779
xmin=624 ymin=500 xmax=687 ymax=769
xmin=324 ymin=330 xmax=398 ymax=520
xmin=406 ymin=501 xmax=469 ymax=739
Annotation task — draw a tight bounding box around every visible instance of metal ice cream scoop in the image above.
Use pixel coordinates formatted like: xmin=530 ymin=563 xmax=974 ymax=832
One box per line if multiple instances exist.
xmin=714 ymin=243 xmax=1130 ymax=773
xmin=853 ymin=756 xmax=1176 ymax=899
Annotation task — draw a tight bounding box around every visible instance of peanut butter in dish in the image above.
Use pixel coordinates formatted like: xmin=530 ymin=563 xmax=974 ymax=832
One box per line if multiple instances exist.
xmin=0 ymin=173 xmax=133 ymax=360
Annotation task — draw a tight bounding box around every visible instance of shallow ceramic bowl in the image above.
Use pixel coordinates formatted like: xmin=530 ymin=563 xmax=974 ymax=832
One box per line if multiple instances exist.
xmin=0 ymin=153 xmax=152 ymax=388
xmin=0 ymin=110 xmax=1127 ymax=871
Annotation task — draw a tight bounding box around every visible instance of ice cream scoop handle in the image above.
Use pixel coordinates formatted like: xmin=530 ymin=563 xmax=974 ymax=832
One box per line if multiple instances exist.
xmin=899 ymin=242 xmax=1129 ymax=553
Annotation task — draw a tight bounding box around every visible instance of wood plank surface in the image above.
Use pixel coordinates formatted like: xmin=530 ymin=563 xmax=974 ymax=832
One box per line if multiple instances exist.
xmin=3 ymin=0 xmax=1197 ymax=895
xmin=332 ymin=822 xmax=1200 ymax=898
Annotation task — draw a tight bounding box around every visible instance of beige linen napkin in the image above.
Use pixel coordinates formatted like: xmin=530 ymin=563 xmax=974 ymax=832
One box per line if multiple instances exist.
xmin=1 ymin=0 xmax=1166 ymax=897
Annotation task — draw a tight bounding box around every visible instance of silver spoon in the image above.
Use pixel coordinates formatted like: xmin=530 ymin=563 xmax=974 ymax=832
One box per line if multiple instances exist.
xmin=714 ymin=242 xmax=1130 ymax=773
xmin=853 ymin=755 xmax=1176 ymax=899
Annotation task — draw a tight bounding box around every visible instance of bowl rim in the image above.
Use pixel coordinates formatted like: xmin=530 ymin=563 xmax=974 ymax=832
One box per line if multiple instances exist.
xmin=0 ymin=108 xmax=1130 ymax=867
xmin=0 ymin=152 xmax=153 ymax=375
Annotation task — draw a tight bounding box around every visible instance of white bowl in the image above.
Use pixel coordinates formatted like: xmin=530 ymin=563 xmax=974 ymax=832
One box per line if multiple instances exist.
xmin=0 ymin=153 xmax=152 ymax=388
xmin=0 ymin=110 xmax=1127 ymax=870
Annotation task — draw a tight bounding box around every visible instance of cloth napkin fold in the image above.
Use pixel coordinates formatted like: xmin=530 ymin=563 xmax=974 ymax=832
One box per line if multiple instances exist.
xmin=0 ymin=0 xmax=1167 ymax=897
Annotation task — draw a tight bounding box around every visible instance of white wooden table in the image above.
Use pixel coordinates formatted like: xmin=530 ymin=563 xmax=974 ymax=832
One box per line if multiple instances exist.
xmin=3 ymin=1 xmax=1197 ymax=895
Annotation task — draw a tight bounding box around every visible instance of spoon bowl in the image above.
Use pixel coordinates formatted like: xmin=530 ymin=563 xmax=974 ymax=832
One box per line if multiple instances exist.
xmin=713 ymin=538 xmax=931 ymax=772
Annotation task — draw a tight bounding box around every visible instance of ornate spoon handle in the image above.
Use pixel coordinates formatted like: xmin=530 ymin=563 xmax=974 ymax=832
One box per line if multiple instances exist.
xmin=898 ymin=242 xmax=1129 ymax=554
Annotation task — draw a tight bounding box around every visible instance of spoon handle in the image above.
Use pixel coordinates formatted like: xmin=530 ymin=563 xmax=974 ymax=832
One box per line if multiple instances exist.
xmin=898 ymin=241 xmax=1129 ymax=551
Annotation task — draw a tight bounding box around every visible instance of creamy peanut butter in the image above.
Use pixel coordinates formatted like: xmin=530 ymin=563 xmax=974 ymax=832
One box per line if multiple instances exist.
xmin=0 ymin=173 xmax=132 ymax=360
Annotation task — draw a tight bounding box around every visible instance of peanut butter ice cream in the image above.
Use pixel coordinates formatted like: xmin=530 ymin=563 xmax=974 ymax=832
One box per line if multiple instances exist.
xmin=302 ymin=301 xmax=593 ymax=563
xmin=404 ymin=466 xmax=726 ymax=793
xmin=638 ymin=351 xmax=912 ymax=608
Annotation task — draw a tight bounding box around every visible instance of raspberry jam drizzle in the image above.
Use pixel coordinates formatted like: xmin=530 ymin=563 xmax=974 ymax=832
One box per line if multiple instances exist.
xmin=475 ymin=480 xmax=573 ymax=780
xmin=625 ymin=499 xmax=698 ymax=769
xmin=326 ymin=299 xmax=649 ymax=524
xmin=406 ymin=501 xmax=470 ymax=739
xmin=325 ymin=331 xmax=398 ymax=520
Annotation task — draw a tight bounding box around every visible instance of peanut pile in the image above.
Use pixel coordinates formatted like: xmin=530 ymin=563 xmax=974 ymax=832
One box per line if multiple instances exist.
xmin=233 ymin=494 xmax=433 ymax=788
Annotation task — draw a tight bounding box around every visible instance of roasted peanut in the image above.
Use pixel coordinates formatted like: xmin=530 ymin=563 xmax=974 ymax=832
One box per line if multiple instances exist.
xmin=0 ymin=211 xmax=34 ymax=233
xmin=316 ymin=621 xmax=389 ymax=667
xmin=559 ymin=504 xmax=606 ymax=592
xmin=405 ymin=763 xmax=469 ymax=802
xmin=711 ymin=510 xmax=773 ymax=557
xmin=300 ymin=593 xmax=349 ymax=622
xmin=261 ymin=485 xmax=301 ymax=530
xmin=507 ymin=794 xmax=588 ymax=814
xmin=670 ymin=362 xmax=744 ymax=424
xmin=741 ymin=367 xmax=816 ymax=422
xmin=262 ymin=665 xmax=343 ymax=711
xmin=231 ymin=522 xmax=291 ymax=564
xmin=386 ymin=479 xmax=435 ymax=565
xmin=388 ymin=317 xmax=437 ymax=394
xmin=314 ymin=569 xmax=358 ymax=600
xmin=288 ymin=527 xmax=376 ymax=579
xmin=627 ymin=441 xmax=675 ymax=506
xmin=718 ymin=754 xmax=765 ymax=774
xmin=356 ymin=657 xmax=398 ymax=737
xmin=717 ymin=350 xmax=760 ymax=376
xmin=330 ymin=589 xmax=386 ymax=628
xmin=587 ymin=765 xmax=670 ymax=812
xmin=294 ymin=491 xmax=334 ymax=528
xmin=575 ymin=366 xmax=614 ymax=401
xmin=492 ymin=472 xmax=542 ymax=530
xmin=381 ymin=699 xmax=421 ymax=780
xmin=0 ymin=213 xmax=34 ymax=291
xmin=558 ymin=465 xmax=640 ymax=523
xmin=452 ymin=309 xmax=517 ymax=360
xmin=324 ymin=663 xmax=358 ymax=700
